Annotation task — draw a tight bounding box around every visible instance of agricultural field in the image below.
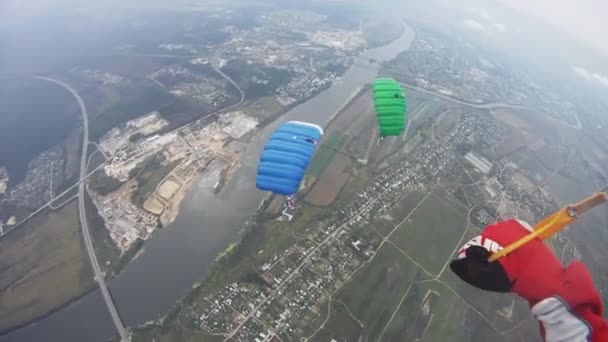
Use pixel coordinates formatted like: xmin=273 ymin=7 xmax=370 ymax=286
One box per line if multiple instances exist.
xmin=307 ymin=88 xmax=399 ymax=207
xmin=306 ymin=132 xmax=349 ymax=178
xmin=389 ymin=192 xmax=467 ymax=276
xmin=305 ymin=154 xmax=351 ymax=206
xmin=547 ymin=173 xmax=594 ymax=206
xmin=242 ymin=96 xmax=286 ymax=125
xmin=531 ymin=144 xmax=565 ymax=172
xmin=434 ymin=109 xmax=460 ymax=136
xmin=132 ymin=323 xmax=225 ymax=342
xmin=508 ymin=149 xmax=548 ymax=179
xmin=309 ymin=300 xmax=364 ymax=342
xmin=368 ymin=191 xmax=426 ymax=237
xmin=389 ymin=191 xmax=427 ymax=223
xmin=380 ymin=281 xmax=506 ymax=342
xmin=132 ymin=157 xmax=180 ymax=207
xmin=336 ymin=244 xmax=421 ymax=341
xmin=440 ymin=251 xmax=534 ymax=335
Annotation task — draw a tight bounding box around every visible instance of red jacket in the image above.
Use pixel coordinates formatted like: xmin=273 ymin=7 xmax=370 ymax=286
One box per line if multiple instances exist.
xmin=462 ymin=219 xmax=608 ymax=341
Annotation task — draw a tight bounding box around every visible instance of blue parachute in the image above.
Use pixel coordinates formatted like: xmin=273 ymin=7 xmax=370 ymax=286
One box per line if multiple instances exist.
xmin=256 ymin=121 xmax=324 ymax=196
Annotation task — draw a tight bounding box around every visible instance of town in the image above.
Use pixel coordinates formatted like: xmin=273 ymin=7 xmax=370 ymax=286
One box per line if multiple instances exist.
xmin=176 ymin=108 xmax=559 ymax=341
xmin=147 ymin=64 xmax=233 ymax=107
xmin=0 ymin=8 xmax=371 ymax=240
xmin=383 ymin=26 xmax=581 ymax=128
xmin=0 ymin=146 xmax=65 ymax=231
xmin=162 ymin=8 xmax=361 ymax=106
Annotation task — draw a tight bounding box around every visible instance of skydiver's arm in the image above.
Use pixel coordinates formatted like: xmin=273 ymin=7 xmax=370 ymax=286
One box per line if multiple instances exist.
xmin=450 ymin=219 xmax=608 ymax=342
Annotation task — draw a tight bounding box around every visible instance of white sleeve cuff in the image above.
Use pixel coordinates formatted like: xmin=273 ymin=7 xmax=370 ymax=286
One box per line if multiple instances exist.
xmin=531 ymin=297 xmax=591 ymax=342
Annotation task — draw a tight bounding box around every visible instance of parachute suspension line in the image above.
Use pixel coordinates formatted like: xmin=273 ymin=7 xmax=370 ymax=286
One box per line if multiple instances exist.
xmin=293 ymin=135 xmax=360 ymax=163
xmin=317 ymin=143 xmax=360 ymax=162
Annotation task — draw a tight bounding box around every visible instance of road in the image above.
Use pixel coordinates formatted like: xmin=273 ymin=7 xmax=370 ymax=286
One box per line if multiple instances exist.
xmin=4 ymin=66 xmax=243 ymax=240
xmin=223 ymin=89 xmax=426 ymax=339
xmin=401 ymin=83 xmax=583 ymax=129
xmin=212 ymin=65 xmax=245 ymax=109
xmin=31 ymin=76 xmax=130 ymax=342
xmin=223 ymin=176 xmax=402 ymax=340
xmin=0 ymin=156 xmax=107 ymax=237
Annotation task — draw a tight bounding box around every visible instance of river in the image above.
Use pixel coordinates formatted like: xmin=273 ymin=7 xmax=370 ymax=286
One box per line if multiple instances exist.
xmin=0 ymin=23 xmax=415 ymax=342
xmin=0 ymin=79 xmax=81 ymax=184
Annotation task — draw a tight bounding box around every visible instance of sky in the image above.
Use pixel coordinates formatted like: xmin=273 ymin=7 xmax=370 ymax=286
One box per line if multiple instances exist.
xmin=3 ymin=0 xmax=607 ymax=58
xmin=498 ymin=0 xmax=608 ymax=58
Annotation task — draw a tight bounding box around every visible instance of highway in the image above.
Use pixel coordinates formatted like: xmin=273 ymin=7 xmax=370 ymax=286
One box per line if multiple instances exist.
xmin=31 ymin=76 xmax=130 ymax=342
xmin=400 ymin=83 xmax=583 ymax=129
xmin=212 ymin=65 xmax=245 ymax=109
xmin=1 ymin=155 xmax=107 ymax=236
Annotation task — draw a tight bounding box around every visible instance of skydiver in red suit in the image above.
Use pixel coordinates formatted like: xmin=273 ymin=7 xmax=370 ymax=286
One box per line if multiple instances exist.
xmin=451 ymin=219 xmax=608 ymax=341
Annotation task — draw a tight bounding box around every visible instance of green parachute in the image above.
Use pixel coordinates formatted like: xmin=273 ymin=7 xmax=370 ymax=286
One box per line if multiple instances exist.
xmin=372 ymin=78 xmax=407 ymax=137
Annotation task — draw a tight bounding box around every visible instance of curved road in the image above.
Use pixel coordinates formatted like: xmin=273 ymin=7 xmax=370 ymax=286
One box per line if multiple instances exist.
xmin=401 ymin=83 xmax=582 ymax=129
xmin=212 ymin=65 xmax=245 ymax=110
xmin=31 ymin=76 xmax=130 ymax=342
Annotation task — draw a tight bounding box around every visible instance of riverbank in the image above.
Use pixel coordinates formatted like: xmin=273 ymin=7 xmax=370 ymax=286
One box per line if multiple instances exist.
xmin=0 ymin=22 xmax=416 ymax=342
xmin=129 ymin=84 xmax=388 ymax=340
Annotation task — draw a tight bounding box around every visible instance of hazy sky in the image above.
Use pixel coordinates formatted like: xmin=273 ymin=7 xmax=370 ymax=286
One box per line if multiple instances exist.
xmin=498 ymin=0 xmax=608 ymax=58
xmin=3 ymin=0 xmax=607 ymax=60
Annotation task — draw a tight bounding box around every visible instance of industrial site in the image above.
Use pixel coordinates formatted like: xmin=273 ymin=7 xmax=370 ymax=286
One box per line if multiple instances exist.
xmin=89 ymin=111 xmax=258 ymax=252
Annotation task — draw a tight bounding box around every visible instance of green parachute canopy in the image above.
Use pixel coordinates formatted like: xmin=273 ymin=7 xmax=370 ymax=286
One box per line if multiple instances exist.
xmin=372 ymin=78 xmax=407 ymax=136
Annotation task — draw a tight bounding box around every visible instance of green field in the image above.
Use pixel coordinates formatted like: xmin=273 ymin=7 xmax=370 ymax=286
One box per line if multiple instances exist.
xmin=547 ymin=173 xmax=594 ymax=206
xmin=502 ymin=318 xmax=544 ymax=342
xmin=132 ymin=324 xmax=225 ymax=342
xmin=62 ymin=128 xmax=83 ymax=185
xmin=0 ymin=201 xmax=93 ymax=332
xmin=307 ymin=132 xmax=349 ymax=178
xmin=440 ymin=262 xmax=532 ymax=333
xmin=337 ymin=244 xmax=420 ymax=341
xmin=382 ymin=281 xmax=466 ymax=342
xmin=243 ymin=96 xmax=285 ymax=123
xmin=132 ymin=157 xmax=180 ymax=207
xmin=389 ymin=191 xmax=427 ymax=221
xmin=89 ymin=169 xmax=125 ymax=196
xmin=375 ymin=191 xmax=426 ymax=236
xmin=508 ymin=149 xmax=548 ymax=177
xmin=409 ymin=101 xmax=432 ymax=122
xmin=390 ymin=193 xmax=467 ymax=276
xmin=382 ymin=279 xmax=521 ymax=342
xmin=431 ymin=186 xmax=469 ymax=216
xmin=310 ymin=300 xmax=364 ymax=342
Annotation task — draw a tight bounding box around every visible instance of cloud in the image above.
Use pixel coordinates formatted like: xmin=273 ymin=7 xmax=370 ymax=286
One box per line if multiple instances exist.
xmin=464 ymin=8 xmax=506 ymax=34
xmin=592 ymin=73 xmax=608 ymax=87
xmin=464 ymin=18 xmax=507 ymax=35
xmin=574 ymin=66 xmax=593 ymax=80
xmin=464 ymin=19 xmax=486 ymax=31
xmin=574 ymin=66 xmax=608 ymax=88
xmin=497 ymin=0 xmax=608 ymax=57
xmin=470 ymin=7 xmax=491 ymax=20
xmin=492 ymin=23 xmax=507 ymax=32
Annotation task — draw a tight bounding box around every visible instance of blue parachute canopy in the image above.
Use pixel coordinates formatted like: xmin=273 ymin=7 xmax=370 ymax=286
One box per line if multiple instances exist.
xmin=256 ymin=121 xmax=324 ymax=196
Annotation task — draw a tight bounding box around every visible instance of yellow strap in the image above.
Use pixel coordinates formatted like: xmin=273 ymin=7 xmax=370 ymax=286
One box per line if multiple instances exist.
xmin=487 ymin=191 xmax=607 ymax=262
xmin=487 ymin=208 xmax=573 ymax=262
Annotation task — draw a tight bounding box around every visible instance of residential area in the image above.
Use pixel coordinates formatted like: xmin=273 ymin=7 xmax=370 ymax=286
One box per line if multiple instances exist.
xmin=0 ymin=146 xmax=65 ymax=227
xmin=384 ymin=27 xmax=581 ymax=127
xmin=185 ymin=9 xmax=365 ymax=106
xmin=177 ymin=105 xmax=561 ymax=340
